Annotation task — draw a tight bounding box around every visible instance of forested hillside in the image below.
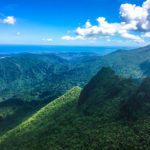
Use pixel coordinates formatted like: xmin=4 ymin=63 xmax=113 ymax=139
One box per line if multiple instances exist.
xmin=0 ymin=46 xmax=150 ymax=103
xmin=0 ymin=67 xmax=150 ymax=150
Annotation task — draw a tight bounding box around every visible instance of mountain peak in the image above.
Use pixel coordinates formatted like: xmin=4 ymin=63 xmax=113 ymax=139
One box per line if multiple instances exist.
xmin=78 ymin=67 xmax=135 ymax=115
xmin=78 ymin=67 xmax=117 ymax=105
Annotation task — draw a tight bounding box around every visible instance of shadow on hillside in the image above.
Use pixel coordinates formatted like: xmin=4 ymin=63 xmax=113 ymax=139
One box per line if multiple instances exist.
xmin=140 ymin=61 xmax=150 ymax=76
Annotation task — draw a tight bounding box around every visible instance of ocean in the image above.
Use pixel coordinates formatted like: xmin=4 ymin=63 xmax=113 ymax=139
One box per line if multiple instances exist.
xmin=0 ymin=45 xmax=132 ymax=55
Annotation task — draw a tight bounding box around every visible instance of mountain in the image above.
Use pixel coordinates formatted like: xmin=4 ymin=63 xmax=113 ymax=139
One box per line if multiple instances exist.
xmin=78 ymin=67 xmax=136 ymax=115
xmin=0 ymin=87 xmax=81 ymax=150
xmin=1 ymin=45 xmax=150 ymax=135
xmin=0 ymin=52 xmax=101 ymax=130
xmin=100 ymin=45 xmax=150 ymax=78
xmin=0 ymin=45 xmax=150 ymax=103
xmin=0 ymin=68 xmax=150 ymax=150
xmin=0 ymin=53 xmax=69 ymax=101
xmin=0 ymin=52 xmax=101 ymax=134
xmin=0 ymin=52 xmax=100 ymax=102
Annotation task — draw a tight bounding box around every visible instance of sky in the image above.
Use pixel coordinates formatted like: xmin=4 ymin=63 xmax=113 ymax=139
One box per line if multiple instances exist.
xmin=0 ymin=0 xmax=150 ymax=46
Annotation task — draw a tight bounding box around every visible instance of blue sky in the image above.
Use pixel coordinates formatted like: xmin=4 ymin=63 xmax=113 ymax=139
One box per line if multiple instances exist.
xmin=0 ymin=0 xmax=149 ymax=46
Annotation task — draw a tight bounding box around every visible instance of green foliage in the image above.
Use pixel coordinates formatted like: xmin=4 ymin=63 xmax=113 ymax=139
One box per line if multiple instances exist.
xmin=0 ymin=53 xmax=100 ymax=102
xmin=0 ymin=68 xmax=150 ymax=150
xmin=78 ymin=67 xmax=136 ymax=115
xmin=0 ymin=45 xmax=150 ymax=149
xmin=0 ymin=87 xmax=81 ymax=150
xmin=0 ymin=97 xmax=44 ymax=135
xmin=1 ymin=45 xmax=150 ymax=103
xmin=120 ymin=77 xmax=150 ymax=121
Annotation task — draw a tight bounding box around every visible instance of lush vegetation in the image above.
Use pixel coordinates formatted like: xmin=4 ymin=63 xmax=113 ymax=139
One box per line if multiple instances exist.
xmin=0 ymin=52 xmax=100 ymax=133
xmin=0 ymin=45 xmax=150 ymax=149
xmin=0 ymin=53 xmax=99 ymax=102
xmin=1 ymin=45 xmax=150 ymax=103
xmin=120 ymin=77 xmax=150 ymax=122
xmin=0 ymin=97 xmax=45 ymax=135
xmin=78 ymin=67 xmax=136 ymax=115
xmin=0 ymin=87 xmax=82 ymax=149
xmin=0 ymin=67 xmax=150 ymax=150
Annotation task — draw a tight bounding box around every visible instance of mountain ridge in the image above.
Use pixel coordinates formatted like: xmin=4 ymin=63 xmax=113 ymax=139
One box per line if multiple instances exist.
xmin=0 ymin=87 xmax=81 ymax=147
xmin=0 ymin=45 xmax=150 ymax=139
xmin=0 ymin=45 xmax=150 ymax=103
xmin=0 ymin=67 xmax=150 ymax=149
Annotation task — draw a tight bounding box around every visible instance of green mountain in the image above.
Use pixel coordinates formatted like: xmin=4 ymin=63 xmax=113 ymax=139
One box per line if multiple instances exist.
xmin=0 ymin=52 xmax=100 ymax=133
xmin=78 ymin=67 xmax=136 ymax=115
xmin=0 ymin=45 xmax=150 ymax=143
xmin=0 ymin=52 xmax=103 ymax=133
xmin=0 ymin=87 xmax=82 ymax=150
xmin=0 ymin=45 xmax=150 ymax=104
xmin=1 ymin=45 xmax=150 ymax=102
xmin=0 ymin=52 xmax=101 ymax=104
xmin=0 ymin=68 xmax=150 ymax=150
xmin=100 ymin=45 xmax=150 ymax=78
xmin=0 ymin=53 xmax=70 ymax=102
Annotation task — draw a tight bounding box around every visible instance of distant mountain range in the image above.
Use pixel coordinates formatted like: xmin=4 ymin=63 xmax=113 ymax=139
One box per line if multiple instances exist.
xmin=0 ymin=52 xmax=99 ymax=102
xmin=0 ymin=45 xmax=150 ymax=103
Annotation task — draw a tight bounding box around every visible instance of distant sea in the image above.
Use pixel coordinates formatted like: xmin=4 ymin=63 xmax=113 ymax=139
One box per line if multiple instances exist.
xmin=0 ymin=45 xmax=133 ymax=55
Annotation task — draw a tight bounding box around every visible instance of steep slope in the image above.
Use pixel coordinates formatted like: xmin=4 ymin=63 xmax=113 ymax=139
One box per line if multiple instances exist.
xmin=0 ymin=87 xmax=81 ymax=150
xmin=78 ymin=67 xmax=137 ymax=115
xmin=0 ymin=68 xmax=150 ymax=150
xmin=120 ymin=77 xmax=150 ymax=122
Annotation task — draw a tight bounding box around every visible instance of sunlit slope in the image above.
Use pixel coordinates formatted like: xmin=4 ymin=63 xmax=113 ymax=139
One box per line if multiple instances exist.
xmin=0 ymin=87 xmax=81 ymax=150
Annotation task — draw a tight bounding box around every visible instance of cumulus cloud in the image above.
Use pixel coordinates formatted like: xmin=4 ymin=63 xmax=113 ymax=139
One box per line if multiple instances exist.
xmin=2 ymin=16 xmax=16 ymax=24
xmin=120 ymin=3 xmax=147 ymax=31
xmin=62 ymin=0 xmax=150 ymax=43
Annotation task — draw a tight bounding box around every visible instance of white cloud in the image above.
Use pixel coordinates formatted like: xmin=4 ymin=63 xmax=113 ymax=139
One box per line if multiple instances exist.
xmin=47 ymin=38 xmax=53 ymax=42
xmin=85 ymin=20 xmax=92 ymax=28
xmin=121 ymin=32 xmax=144 ymax=42
xmin=62 ymin=0 xmax=150 ymax=43
xmin=2 ymin=16 xmax=16 ymax=25
xmin=61 ymin=35 xmax=85 ymax=41
xmin=42 ymin=38 xmax=53 ymax=42
xmin=72 ymin=17 xmax=143 ymax=42
xmin=143 ymin=32 xmax=150 ymax=37
xmin=120 ymin=1 xmax=150 ymax=31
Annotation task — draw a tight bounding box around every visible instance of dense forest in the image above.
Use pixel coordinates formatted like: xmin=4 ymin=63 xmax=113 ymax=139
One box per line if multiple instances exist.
xmin=0 ymin=67 xmax=150 ymax=150
xmin=0 ymin=45 xmax=150 ymax=103
xmin=0 ymin=45 xmax=150 ymax=149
